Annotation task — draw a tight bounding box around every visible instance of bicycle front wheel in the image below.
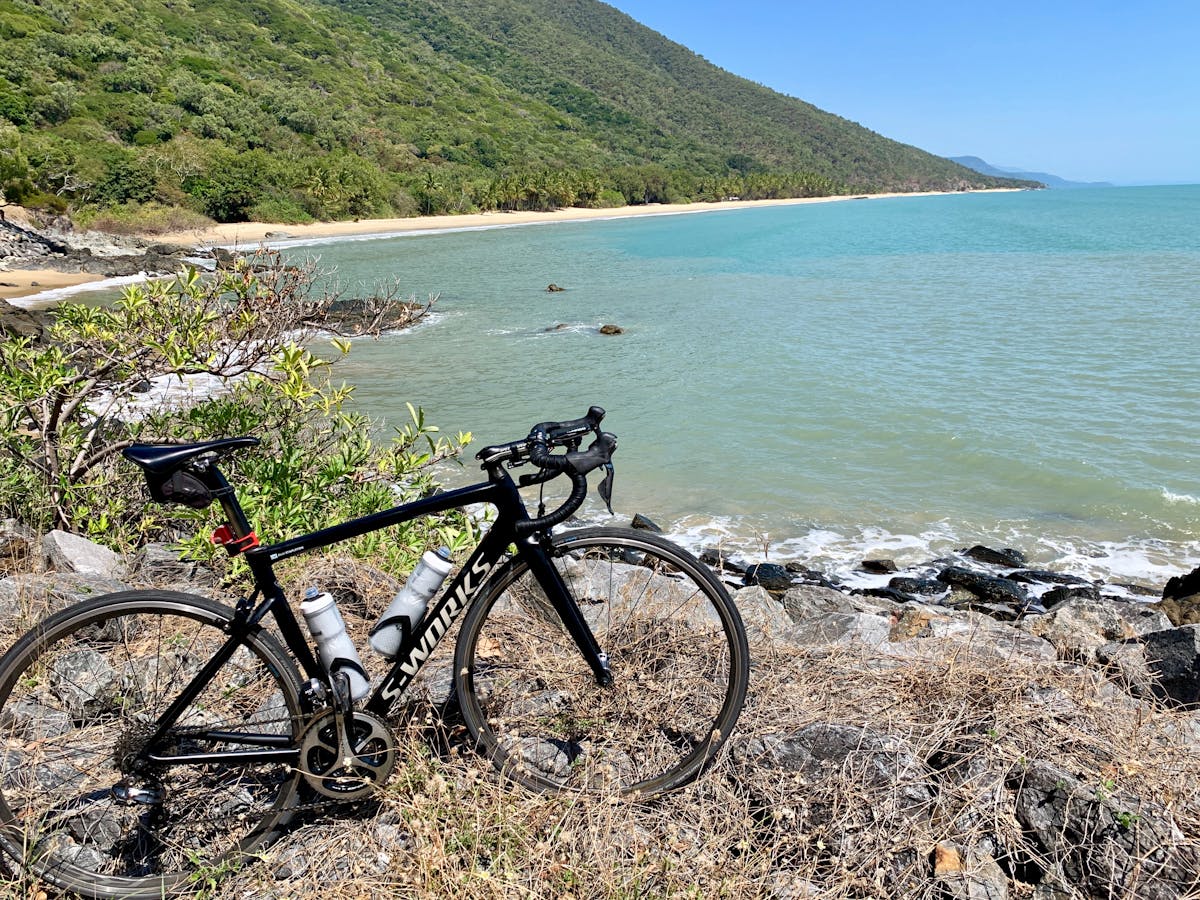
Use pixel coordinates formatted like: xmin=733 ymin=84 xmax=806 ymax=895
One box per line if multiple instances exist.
xmin=454 ymin=527 xmax=749 ymax=796
xmin=0 ymin=591 xmax=304 ymax=899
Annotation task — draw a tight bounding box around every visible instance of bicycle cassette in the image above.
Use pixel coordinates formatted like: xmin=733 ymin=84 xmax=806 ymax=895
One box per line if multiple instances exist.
xmin=299 ymin=709 xmax=397 ymax=800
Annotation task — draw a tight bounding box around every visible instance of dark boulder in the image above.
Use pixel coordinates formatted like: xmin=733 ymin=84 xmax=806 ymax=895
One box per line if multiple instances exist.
xmin=1142 ymin=624 xmax=1200 ymax=707
xmin=962 ymin=545 xmax=1027 ymax=568
xmin=1040 ymin=584 xmax=1101 ymax=609
xmin=888 ymin=576 xmax=945 ymax=596
xmin=1010 ymin=761 xmax=1200 ymax=898
xmin=785 ymin=561 xmax=842 ymax=589
xmin=853 ymin=586 xmax=916 ymax=605
xmin=861 ymin=558 xmax=898 ymax=574
xmin=700 ymin=548 xmax=746 ymax=575
xmin=743 ymin=563 xmax=793 ymax=592
xmin=1008 ymin=569 xmax=1093 ymax=587
xmin=630 ymin=513 xmax=663 ymax=533
xmin=1162 ymin=565 xmax=1200 ymax=601
xmin=598 ymin=324 xmax=624 ymax=335
xmin=937 ymin=566 xmax=1031 ymax=609
xmin=0 ymin=299 xmax=46 ymax=340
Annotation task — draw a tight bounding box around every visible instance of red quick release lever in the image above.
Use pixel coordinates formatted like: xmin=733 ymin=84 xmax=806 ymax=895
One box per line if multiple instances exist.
xmin=212 ymin=524 xmax=260 ymax=556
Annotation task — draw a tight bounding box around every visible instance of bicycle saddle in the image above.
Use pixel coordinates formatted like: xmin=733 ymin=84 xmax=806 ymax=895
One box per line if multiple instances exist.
xmin=123 ymin=437 xmax=260 ymax=474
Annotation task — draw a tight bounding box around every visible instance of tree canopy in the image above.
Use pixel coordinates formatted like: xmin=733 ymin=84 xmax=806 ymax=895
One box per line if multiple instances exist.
xmin=0 ymin=0 xmax=1032 ymax=226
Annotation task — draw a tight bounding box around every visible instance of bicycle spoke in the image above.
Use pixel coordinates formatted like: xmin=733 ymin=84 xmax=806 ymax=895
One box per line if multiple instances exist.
xmin=0 ymin=593 xmax=303 ymax=898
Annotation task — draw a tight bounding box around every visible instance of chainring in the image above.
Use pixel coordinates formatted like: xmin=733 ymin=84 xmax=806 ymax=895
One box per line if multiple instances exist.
xmin=298 ymin=709 xmax=397 ymax=800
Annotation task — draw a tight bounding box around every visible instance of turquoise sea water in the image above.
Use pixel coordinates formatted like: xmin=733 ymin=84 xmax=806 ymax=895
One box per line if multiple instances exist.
xmin=280 ymin=187 xmax=1200 ymax=584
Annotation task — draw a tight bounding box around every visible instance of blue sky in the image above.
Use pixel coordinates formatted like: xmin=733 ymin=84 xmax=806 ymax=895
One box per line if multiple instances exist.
xmin=606 ymin=1 xmax=1198 ymax=185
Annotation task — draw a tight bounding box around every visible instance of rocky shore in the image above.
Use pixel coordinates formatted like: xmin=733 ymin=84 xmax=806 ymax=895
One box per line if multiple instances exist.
xmin=2 ymin=515 xmax=1198 ymax=898
xmin=0 ymin=210 xmax=199 ymax=336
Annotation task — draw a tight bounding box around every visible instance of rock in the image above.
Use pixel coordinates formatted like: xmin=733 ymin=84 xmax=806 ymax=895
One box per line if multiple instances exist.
xmin=1010 ymin=761 xmax=1200 ymax=898
xmin=1141 ymin=624 xmax=1200 ymax=707
xmin=938 ymin=567 xmax=1031 ymax=611
xmin=1018 ymin=597 xmax=1136 ymax=663
xmin=0 ymin=299 xmax=47 ymax=340
xmin=933 ymin=841 xmax=1008 ymax=900
xmin=888 ymin=576 xmax=945 ymax=596
xmin=0 ymin=519 xmax=37 ymax=573
xmin=544 ymin=323 xmax=568 ymax=332
xmin=1008 ymin=569 xmax=1093 ymax=587
xmin=0 ymin=572 xmax=129 ymax=619
xmin=780 ymin=584 xmax=854 ymax=622
xmin=853 ymin=586 xmax=916 ymax=605
xmin=1110 ymin=600 xmax=1171 ymax=637
xmin=630 ymin=513 xmax=663 ymax=533
xmin=598 ymin=324 xmax=624 ymax=335
xmin=1151 ymin=595 xmax=1200 ymax=627
xmin=132 ymin=543 xmax=216 ymax=589
xmin=777 ymin=610 xmax=891 ymax=648
xmin=962 ymin=545 xmax=1027 ymax=568
xmin=861 ymin=558 xmax=897 ymax=574
xmin=51 ymin=648 xmax=121 ymax=717
xmin=889 ymin=606 xmax=937 ymax=641
xmin=743 ymin=563 xmax=793 ymax=592
xmin=785 ymin=561 xmax=842 ymax=589
xmin=546 ymin=283 xmax=565 ymax=292
xmin=700 ymin=548 xmax=746 ymax=575
xmin=732 ymin=585 xmax=793 ymax=642
xmin=42 ymin=530 xmax=125 ymax=579
xmin=736 ymin=723 xmax=935 ymax=821
xmin=1162 ymin=565 xmax=1200 ymax=602
xmin=1096 ymin=641 xmax=1154 ymax=697
xmin=909 ymin=609 xmax=1058 ymax=662
xmin=1040 ymin=584 xmax=1100 ymax=609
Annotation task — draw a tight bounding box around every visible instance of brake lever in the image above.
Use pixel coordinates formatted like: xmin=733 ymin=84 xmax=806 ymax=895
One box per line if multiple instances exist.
xmin=598 ymin=462 xmax=615 ymax=514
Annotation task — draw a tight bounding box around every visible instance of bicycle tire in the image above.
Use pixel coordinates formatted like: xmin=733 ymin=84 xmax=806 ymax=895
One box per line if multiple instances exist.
xmin=454 ymin=527 xmax=749 ymax=796
xmin=0 ymin=591 xmax=305 ymax=899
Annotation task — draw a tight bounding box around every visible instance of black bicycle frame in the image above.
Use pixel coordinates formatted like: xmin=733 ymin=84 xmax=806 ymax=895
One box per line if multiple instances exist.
xmin=142 ymin=462 xmax=609 ymax=766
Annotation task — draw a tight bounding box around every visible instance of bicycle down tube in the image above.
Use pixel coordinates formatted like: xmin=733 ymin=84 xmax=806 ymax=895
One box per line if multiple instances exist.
xmin=231 ymin=460 xmax=610 ymax=724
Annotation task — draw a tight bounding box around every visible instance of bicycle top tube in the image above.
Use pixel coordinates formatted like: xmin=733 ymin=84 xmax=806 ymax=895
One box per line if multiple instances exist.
xmin=122 ymin=405 xmax=619 ymax=568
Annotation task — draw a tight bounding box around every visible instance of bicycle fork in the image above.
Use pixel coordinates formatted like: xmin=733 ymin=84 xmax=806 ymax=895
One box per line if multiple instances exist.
xmin=519 ymin=535 xmax=613 ymax=687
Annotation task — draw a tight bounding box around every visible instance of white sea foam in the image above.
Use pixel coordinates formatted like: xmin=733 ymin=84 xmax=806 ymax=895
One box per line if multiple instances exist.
xmin=7 ymin=272 xmax=154 ymax=308
xmin=1161 ymin=488 xmax=1200 ymax=505
xmin=656 ymin=512 xmax=1199 ymax=593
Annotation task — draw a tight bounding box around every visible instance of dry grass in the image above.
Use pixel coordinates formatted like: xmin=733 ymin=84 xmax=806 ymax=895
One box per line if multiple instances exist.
xmin=1 ymin=562 xmax=1199 ymax=899
xmin=221 ymin=637 xmax=1200 ymax=899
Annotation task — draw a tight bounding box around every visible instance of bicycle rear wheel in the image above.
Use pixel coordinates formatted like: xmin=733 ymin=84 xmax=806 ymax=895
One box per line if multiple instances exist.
xmin=454 ymin=527 xmax=749 ymax=796
xmin=0 ymin=591 xmax=304 ymax=899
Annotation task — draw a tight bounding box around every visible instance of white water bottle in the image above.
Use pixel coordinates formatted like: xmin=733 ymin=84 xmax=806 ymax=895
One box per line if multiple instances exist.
xmin=300 ymin=588 xmax=371 ymax=701
xmin=369 ymin=547 xmax=454 ymax=659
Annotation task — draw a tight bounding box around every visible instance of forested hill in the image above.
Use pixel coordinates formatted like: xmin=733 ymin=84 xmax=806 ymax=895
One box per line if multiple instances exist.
xmin=0 ymin=0 xmax=1029 ymax=227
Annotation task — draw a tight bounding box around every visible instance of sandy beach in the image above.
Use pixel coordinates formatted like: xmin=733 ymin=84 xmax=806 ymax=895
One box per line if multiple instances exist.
xmin=153 ymin=190 xmax=995 ymax=249
xmin=2 ymin=190 xmax=1018 ymax=303
xmin=0 ymin=269 xmax=106 ymax=304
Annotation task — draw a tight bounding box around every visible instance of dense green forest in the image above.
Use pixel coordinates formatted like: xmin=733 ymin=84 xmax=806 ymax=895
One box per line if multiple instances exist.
xmin=0 ymin=0 xmax=1030 ymax=228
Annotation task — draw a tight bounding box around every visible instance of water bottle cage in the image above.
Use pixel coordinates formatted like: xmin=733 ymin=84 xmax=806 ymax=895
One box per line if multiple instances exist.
xmin=367 ymin=615 xmax=412 ymax=656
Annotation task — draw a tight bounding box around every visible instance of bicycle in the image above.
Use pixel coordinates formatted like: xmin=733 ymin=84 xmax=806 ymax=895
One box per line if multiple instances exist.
xmin=0 ymin=406 xmax=750 ymax=898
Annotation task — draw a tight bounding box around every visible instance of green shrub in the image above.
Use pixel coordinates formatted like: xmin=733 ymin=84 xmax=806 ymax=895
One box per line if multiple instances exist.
xmin=247 ymin=196 xmax=314 ymax=225
xmin=0 ymin=253 xmax=470 ymax=572
xmin=73 ymin=200 xmax=213 ymax=235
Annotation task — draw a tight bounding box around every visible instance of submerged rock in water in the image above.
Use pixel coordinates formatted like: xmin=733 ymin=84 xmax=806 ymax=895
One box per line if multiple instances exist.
xmin=962 ymin=545 xmax=1028 ymax=568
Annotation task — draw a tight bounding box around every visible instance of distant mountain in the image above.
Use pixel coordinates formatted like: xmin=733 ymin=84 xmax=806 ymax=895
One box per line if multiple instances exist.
xmin=0 ymin=0 xmax=1033 ymax=223
xmin=950 ymin=158 xmax=1113 ymax=189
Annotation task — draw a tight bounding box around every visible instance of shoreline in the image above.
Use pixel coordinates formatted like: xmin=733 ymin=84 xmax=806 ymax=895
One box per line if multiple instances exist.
xmin=3 ymin=189 xmax=1021 ymax=303
xmin=154 ymin=189 xmax=1020 ymax=250
xmin=0 ymin=269 xmax=107 ymax=304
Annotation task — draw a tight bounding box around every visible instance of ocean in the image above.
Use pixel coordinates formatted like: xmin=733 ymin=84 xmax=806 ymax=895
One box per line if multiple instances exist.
xmin=210 ymin=187 xmax=1200 ymax=586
